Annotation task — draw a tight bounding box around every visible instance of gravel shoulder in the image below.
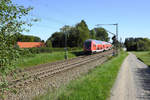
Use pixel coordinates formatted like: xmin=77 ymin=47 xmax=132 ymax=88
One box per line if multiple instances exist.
xmin=110 ymin=52 xmax=150 ymax=100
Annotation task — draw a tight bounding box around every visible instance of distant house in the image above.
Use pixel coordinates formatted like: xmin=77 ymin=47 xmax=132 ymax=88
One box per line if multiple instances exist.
xmin=17 ymin=42 xmax=45 ymax=48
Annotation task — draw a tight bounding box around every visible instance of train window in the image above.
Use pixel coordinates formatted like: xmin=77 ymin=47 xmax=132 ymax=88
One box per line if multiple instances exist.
xmin=84 ymin=41 xmax=91 ymax=48
xmin=93 ymin=44 xmax=96 ymax=47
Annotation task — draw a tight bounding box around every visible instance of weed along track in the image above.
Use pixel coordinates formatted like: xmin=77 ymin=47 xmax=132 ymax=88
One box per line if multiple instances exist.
xmin=7 ymin=50 xmax=113 ymax=100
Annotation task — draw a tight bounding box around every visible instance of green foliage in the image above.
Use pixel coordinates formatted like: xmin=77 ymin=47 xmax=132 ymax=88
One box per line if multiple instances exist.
xmin=47 ymin=20 xmax=111 ymax=48
xmin=47 ymin=20 xmax=90 ymax=48
xmin=0 ymin=0 xmax=34 ymax=96
xmin=90 ymin=29 xmax=96 ymax=39
xmin=49 ymin=32 xmax=65 ymax=47
xmin=0 ymin=45 xmax=20 ymax=76
xmin=45 ymin=40 xmax=52 ymax=47
xmin=18 ymin=48 xmax=31 ymax=57
xmin=18 ymin=47 xmax=82 ymax=57
xmin=12 ymin=33 xmax=42 ymax=43
xmin=17 ymin=48 xmax=51 ymax=57
xmin=0 ymin=0 xmax=32 ymax=75
xmin=28 ymin=47 xmax=51 ymax=54
xmin=17 ymin=34 xmax=41 ymax=42
xmin=125 ymin=38 xmax=150 ymax=51
xmin=89 ymin=28 xmax=110 ymax=42
xmin=67 ymin=27 xmax=78 ymax=47
xmin=94 ymin=27 xmax=109 ymax=41
xmin=75 ymin=20 xmax=90 ymax=47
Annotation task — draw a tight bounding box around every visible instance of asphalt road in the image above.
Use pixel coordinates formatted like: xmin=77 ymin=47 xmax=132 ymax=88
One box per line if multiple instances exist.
xmin=110 ymin=53 xmax=150 ymax=100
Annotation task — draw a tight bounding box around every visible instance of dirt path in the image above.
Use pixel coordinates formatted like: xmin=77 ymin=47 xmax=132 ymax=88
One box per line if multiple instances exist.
xmin=110 ymin=53 xmax=150 ymax=100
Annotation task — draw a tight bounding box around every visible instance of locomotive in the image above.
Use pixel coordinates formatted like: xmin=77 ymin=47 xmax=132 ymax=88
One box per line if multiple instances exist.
xmin=83 ymin=39 xmax=112 ymax=53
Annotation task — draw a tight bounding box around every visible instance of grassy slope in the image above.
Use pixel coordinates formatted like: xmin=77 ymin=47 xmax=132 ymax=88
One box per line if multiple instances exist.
xmin=133 ymin=51 xmax=150 ymax=66
xmin=35 ymin=51 xmax=128 ymax=100
xmin=16 ymin=51 xmax=77 ymax=69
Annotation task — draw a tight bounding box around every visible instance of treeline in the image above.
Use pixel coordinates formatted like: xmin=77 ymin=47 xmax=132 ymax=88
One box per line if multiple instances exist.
xmin=12 ymin=20 xmax=109 ymax=48
xmin=124 ymin=38 xmax=150 ymax=51
xmin=12 ymin=33 xmax=43 ymax=43
xmin=46 ymin=20 xmax=109 ymax=48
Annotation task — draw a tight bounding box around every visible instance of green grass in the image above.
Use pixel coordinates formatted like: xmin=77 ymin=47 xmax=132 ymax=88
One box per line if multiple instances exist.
xmin=34 ymin=51 xmax=128 ymax=100
xmin=133 ymin=51 xmax=150 ymax=66
xmin=16 ymin=51 xmax=78 ymax=69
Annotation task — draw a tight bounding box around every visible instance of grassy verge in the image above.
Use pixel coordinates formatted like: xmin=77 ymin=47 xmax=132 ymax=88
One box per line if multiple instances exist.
xmin=34 ymin=51 xmax=128 ymax=100
xmin=16 ymin=51 xmax=80 ymax=69
xmin=133 ymin=51 xmax=150 ymax=66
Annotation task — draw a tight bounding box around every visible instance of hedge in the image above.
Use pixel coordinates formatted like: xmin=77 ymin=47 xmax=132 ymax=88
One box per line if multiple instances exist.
xmin=18 ymin=47 xmax=82 ymax=57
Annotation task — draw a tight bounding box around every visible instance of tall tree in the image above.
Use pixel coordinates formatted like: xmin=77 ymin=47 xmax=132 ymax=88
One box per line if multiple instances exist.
xmin=94 ymin=27 xmax=109 ymax=41
xmin=49 ymin=32 xmax=65 ymax=47
xmin=67 ymin=27 xmax=78 ymax=47
xmin=47 ymin=20 xmax=91 ymax=48
xmin=75 ymin=20 xmax=90 ymax=47
xmin=90 ymin=29 xmax=96 ymax=39
xmin=0 ymin=0 xmax=34 ymax=96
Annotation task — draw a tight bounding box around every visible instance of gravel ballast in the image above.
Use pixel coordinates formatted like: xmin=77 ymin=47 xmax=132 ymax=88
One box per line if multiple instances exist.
xmin=7 ymin=53 xmax=112 ymax=100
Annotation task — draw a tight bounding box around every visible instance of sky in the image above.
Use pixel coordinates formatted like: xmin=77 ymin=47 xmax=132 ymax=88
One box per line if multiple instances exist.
xmin=12 ymin=0 xmax=150 ymax=41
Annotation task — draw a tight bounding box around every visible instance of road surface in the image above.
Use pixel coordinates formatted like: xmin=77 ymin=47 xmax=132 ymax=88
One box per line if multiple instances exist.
xmin=110 ymin=53 xmax=150 ymax=100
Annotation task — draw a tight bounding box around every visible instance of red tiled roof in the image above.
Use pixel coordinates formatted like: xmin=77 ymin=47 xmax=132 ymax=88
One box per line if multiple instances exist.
xmin=17 ymin=42 xmax=45 ymax=48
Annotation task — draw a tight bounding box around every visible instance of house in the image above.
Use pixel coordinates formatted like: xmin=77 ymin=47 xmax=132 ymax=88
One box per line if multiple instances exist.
xmin=17 ymin=42 xmax=45 ymax=48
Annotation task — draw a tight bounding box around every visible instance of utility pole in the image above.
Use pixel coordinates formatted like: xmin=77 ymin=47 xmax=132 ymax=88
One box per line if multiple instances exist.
xmin=64 ymin=30 xmax=68 ymax=60
xmin=120 ymin=37 xmax=122 ymax=48
xmin=115 ymin=23 xmax=118 ymax=55
xmin=61 ymin=25 xmax=69 ymax=60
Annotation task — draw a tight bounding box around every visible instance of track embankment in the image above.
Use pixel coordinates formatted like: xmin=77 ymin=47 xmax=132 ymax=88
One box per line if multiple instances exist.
xmin=6 ymin=50 xmax=113 ymax=100
xmin=110 ymin=53 xmax=150 ymax=100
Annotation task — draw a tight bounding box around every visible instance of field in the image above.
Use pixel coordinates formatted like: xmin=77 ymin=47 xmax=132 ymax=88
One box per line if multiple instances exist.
xmin=16 ymin=50 xmax=82 ymax=69
xmin=35 ymin=51 xmax=128 ymax=100
xmin=133 ymin=51 xmax=150 ymax=66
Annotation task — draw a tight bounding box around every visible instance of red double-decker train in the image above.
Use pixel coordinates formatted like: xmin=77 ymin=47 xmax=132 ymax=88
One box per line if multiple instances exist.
xmin=83 ymin=39 xmax=112 ymax=53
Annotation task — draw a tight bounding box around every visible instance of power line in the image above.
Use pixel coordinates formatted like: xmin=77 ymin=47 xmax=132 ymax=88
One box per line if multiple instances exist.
xmin=96 ymin=23 xmax=119 ymax=55
xmin=26 ymin=0 xmax=80 ymax=25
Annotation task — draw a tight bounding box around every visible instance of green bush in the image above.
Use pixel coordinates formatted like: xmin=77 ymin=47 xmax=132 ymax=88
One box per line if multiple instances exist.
xmin=125 ymin=38 xmax=150 ymax=51
xmin=45 ymin=40 xmax=52 ymax=47
xmin=18 ymin=47 xmax=82 ymax=57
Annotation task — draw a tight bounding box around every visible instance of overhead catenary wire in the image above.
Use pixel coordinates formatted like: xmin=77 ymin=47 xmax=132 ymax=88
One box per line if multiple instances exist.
xmin=26 ymin=0 xmax=82 ymax=26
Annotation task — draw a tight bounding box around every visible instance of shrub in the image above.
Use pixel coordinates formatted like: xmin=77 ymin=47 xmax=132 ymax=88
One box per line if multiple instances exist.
xmin=18 ymin=47 xmax=82 ymax=57
xmin=125 ymin=38 xmax=150 ymax=51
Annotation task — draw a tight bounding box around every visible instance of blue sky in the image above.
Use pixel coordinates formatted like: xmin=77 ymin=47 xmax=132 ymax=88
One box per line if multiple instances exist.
xmin=13 ymin=0 xmax=150 ymax=41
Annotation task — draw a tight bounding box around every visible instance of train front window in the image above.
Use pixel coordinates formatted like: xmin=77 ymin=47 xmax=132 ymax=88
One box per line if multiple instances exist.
xmin=84 ymin=41 xmax=91 ymax=48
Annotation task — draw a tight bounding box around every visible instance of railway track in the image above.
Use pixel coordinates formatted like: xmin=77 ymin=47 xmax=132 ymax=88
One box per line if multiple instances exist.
xmin=8 ymin=50 xmax=113 ymax=88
